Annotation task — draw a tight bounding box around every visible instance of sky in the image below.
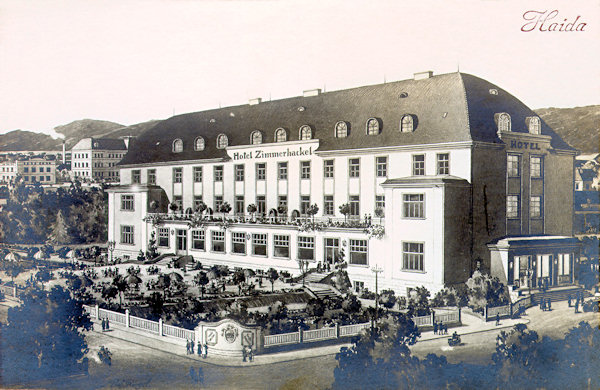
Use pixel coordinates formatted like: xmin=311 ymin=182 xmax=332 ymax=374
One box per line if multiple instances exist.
xmin=0 ymin=0 xmax=598 ymax=137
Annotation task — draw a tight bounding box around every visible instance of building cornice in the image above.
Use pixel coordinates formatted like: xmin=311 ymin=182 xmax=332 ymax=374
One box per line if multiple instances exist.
xmin=118 ymin=157 xmax=229 ymax=169
xmin=315 ymin=141 xmax=474 ymax=157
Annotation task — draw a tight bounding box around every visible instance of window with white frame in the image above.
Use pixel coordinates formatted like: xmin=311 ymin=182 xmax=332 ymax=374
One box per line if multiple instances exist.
xmin=507 ymin=195 xmax=520 ymax=219
xmin=121 ymin=194 xmax=134 ymax=211
xmin=132 ymin=170 xmax=141 ymax=184
xmin=335 ymin=121 xmax=348 ymax=138
xmin=298 ymin=236 xmax=315 ymax=260
xmin=437 ymin=153 xmax=450 ymax=175
xmin=273 ymin=234 xmax=290 ymax=258
xmin=498 ymin=113 xmax=511 ymax=132
xmin=366 ymin=118 xmax=380 ymax=135
xmin=193 ymin=166 xmax=203 ymax=182
xmin=173 ymin=167 xmax=183 ymax=183
xmin=349 ymin=158 xmax=360 ymax=178
xmin=214 ymin=165 xmax=224 ymax=181
xmin=349 ymin=195 xmax=360 ymax=217
xmin=376 ymin=156 xmax=387 ymax=177
xmin=193 ymin=196 xmax=203 ymax=211
xmin=158 ymin=228 xmax=169 ymax=247
xmin=235 ymin=164 xmax=245 ymax=181
xmin=211 ymin=230 xmax=225 ymax=252
xmin=278 ymin=162 xmax=288 ymax=180
xmin=191 ymin=230 xmax=205 ymax=250
xmin=324 ymin=195 xmax=334 ymax=215
xmin=278 ymin=195 xmax=287 ymax=212
xmin=530 ymin=156 xmax=542 ymax=178
xmin=120 ymin=225 xmax=134 ymax=245
xmin=375 ymin=195 xmax=385 ymax=213
xmin=349 ymin=239 xmax=368 ymax=265
xmin=412 ymin=155 xmax=425 ymax=176
xmin=147 ymin=169 xmax=156 ymax=185
xmin=300 ymin=161 xmax=311 ymax=179
xmin=194 ymin=137 xmax=205 ymax=151
xmin=275 ymin=128 xmax=287 ymax=142
xmin=300 ymin=196 xmax=310 ymax=215
xmin=235 ymin=196 xmax=244 ymax=215
xmin=354 ymin=281 xmax=365 ymax=293
xmin=403 ymin=242 xmax=423 ymax=271
xmin=401 ymin=115 xmax=414 ymax=133
xmin=530 ymin=196 xmax=542 ymax=218
xmin=403 ymin=194 xmax=424 ymax=218
xmin=251 ymin=131 xmax=262 ymax=145
xmin=252 ymin=233 xmax=267 ymax=256
xmin=232 ymin=232 xmax=246 ymax=254
xmin=528 ymin=117 xmax=541 ymax=134
xmin=173 ymin=196 xmax=183 ymax=211
xmin=214 ymin=195 xmax=223 ymax=211
xmin=173 ymin=139 xmax=183 ymax=153
xmin=508 ymin=154 xmax=520 ymax=177
xmin=256 ymin=196 xmax=266 ymax=215
xmin=216 ymin=134 xmax=228 ymax=149
xmin=256 ymin=163 xmax=266 ymax=180
xmin=299 ymin=125 xmax=312 ymax=140
xmin=324 ymin=238 xmax=339 ymax=263
xmin=324 ymin=160 xmax=334 ymax=178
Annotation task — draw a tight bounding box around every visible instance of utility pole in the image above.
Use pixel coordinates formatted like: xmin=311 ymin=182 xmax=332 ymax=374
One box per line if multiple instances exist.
xmin=371 ymin=265 xmax=383 ymax=322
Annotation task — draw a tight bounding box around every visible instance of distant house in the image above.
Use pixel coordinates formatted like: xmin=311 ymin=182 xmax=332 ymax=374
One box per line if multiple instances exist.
xmin=71 ymin=137 xmax=132 ymax=182
xmin=575 ymin=154 xmax=600 ymax=191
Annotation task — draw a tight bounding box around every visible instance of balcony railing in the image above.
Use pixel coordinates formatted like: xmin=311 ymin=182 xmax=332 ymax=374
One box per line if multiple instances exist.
xmin=144 ymin=212 xmax=384 ymax=232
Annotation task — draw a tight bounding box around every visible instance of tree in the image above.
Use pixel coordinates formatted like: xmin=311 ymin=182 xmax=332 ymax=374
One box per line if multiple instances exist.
xmin=112 ymin=274 xmax=128 ymax=307
xmin=267 ymin=268 xmax=279 ymax=293
xmin=146 ymin=291 xmax=165 ymax=319
xmin=3 ymin=261 xmax=24 ymax=284
xmin=50 ymin=210 xmax=71 ymax=244
xmin=246 ymin=203 xmax=257 ymax=220
xmin=374 ymin=206 xmax=384 ymax=221
xmin=218 ymin=201 xmax=232 ymax=220
xmin=169 ymin=202 xmax=179 ymax=213
xmin=146 ymin=231 xmax=158 ymax=260
xmin=194 ymin=201 xmax=207 ymax=215
xmin=101 ymin=285 xmax=118 ymax=305
xmin=35 ymin=268 xmax=53 ymax=290
xmin=466 ymin=271 xmax=509 ymax=312
xmin=406 ymin=286 xmax=432 ymax=317
xmin=306 ymin=203 xmax=319 ymax=223
xmin=194 ymin=272 xmax=209 ymax=298
xmin=0 ymin=287 xmax=92 ymax=385
xmin=339 ymin=203 xmax=351 ymax=222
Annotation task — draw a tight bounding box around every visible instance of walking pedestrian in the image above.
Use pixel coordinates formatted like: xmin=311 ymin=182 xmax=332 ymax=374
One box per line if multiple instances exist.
xmin=568 ymin=295 xmax=572 ymax=307
xmin=444 ymin=324 xmax=448 ymax=335
xmin=242 ymin=347 xmax=247 ymax=362
xmin=197 ymin=342 xmax=202 ymax=356
xmin=547 ymin=299 xmax=551 ymax=311
xmin=248 ymin=346 xmax=253 ymax=362
xmin=495 ymin=313 xmax=500 ymax=326
xmin=186 ymin=340 xmax=190 ymax=354
xmin=101 ymin=318 xmax=106 ymax=331
xmin=203 ymin=343 xmax=208 ymax=358
xmin=190 ymin=340 xmax=194 ymax=354
xmin=433 ymin=322 xmax=438 ymax=335
xmin=106 ymin=318 xmax=110 ymax=330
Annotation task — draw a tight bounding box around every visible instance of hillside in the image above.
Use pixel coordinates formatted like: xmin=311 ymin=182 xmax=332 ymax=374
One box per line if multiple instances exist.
xmin=535 ymin=105 xmax=599 ymax=154
xmin=54 ymin=119 xmax=124 ymax=147
xmin=0 ymin=130 xmax=64 ymax=151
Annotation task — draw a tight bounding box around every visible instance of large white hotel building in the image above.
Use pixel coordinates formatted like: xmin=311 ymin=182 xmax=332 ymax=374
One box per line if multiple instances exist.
xmin=107 ymin=71 xmax=579 ymax=295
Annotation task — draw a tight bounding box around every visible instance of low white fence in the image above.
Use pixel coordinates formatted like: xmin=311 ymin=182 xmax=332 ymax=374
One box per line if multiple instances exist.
xmin=264 ymin=332 xmax=301 ymax=347
xmin=486 ymin=305 xmax=511 ymax=319
xmin=339 ymin=322 xmax=371 ymax=337
xmin=303 ymin=326 xmax=337 ymax=342
xmin=129 ymin=315 xmax=159 ymax=333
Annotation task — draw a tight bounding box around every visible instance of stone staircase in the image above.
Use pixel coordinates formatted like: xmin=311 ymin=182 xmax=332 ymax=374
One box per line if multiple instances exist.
xmin=528 ymin=285 xmax=591 ymax=305
xmin=306 ymin=285 xmax=340 ymax=301
xmin=303 ymin=272 xmax=329 ymax=284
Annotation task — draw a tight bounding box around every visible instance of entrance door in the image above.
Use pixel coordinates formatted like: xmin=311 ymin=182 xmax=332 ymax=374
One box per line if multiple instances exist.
xmin=517 ymin=256 xmax=532 ymax=288
xmin=176 ymin=229 xmax=188 ymax=255
xmin=324 ymin=238 xmax=340 ymax=265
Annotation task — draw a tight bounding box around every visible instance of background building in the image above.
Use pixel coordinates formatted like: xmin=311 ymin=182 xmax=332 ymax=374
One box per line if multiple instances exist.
xmin=71 ymin=137 xmax=129 ymax=182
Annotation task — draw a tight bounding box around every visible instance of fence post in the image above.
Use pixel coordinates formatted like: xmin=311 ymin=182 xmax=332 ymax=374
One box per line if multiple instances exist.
xmin=458 ymin=307 xmax=462 ymax=323
xmin=95 ymin=304 xmax=100 ymax=319
xmin=159 ymin=318 xmax=163 ymax=336
xmin=336 ymin=323 xmax=340 ymax=338
xmin=298 ymin=326 xmax=303 ymax=343
xmin=484 ymin=305 xmax=488 ymax=321
xmin=13 ymin=286 xmax=17 ymax=297
xmin=125 ymin=309 xmax=130 ymax=328
xmin=430 ymin=311 xmax=435 ymax=326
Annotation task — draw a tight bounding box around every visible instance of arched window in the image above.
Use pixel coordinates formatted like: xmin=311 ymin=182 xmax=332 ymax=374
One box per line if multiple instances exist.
xmin=172 ymin=139 xmax=183 ymax=153
xmin=251 ymin=131 xmax=263 ymax=145
xmin=366 ymin=118 xmax=380 ymax=135
xmin=498 ymin=113 xmax=511 ymax=132
xmin=194 ymin=137 xmax=205 ymax=151
xmin=335 ymin=121 xmax=348 ymax=138
xmin=400 ymin=115 xmax=414 ymax=133
xmin=275 ymin=128 xmax=287 ymax=142
xmin=216 ymin=134 xmax=228 ymax=149
xmin=529 ymin=117 xmax=541 ymax=135
xmin=299 ymin=125 xmax=312 ymax=140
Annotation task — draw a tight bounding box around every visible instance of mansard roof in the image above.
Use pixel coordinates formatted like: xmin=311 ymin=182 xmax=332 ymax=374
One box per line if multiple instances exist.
xmin=119 ymin=72 xmax=574 ymax=166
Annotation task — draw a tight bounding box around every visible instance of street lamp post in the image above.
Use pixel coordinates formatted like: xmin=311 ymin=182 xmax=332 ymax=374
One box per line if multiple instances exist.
xmin=107 ymin=240 xmax=115 ymax=264
xmin=371 ymin=265 xmax=383 ymax=322
xmin=298 ymin=259 xmax=308 ymax=287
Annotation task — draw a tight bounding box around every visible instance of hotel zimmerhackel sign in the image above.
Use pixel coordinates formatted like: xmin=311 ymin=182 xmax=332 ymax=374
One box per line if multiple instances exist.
xmin=227 ymin=141 xmax=319 ymax=161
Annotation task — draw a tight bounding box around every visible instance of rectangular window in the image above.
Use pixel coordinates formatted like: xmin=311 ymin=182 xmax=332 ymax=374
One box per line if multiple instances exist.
xmin=507 ymin=195 xmax=520 ymax=219
xmin=214 ymin=165 xmax=224 ymax=182
xmin=324 ymin=159 xmax=334 ymax=178
xmin=278 ymin=162 xmax=288 ymax=180
xmin=530 ymin=156 xmax=542 ymax=178
xmin=324 ymin=238 xmax=340 ymax=263
xmin=375 ymin=195 xmax=385 ymax=212
xmin=278 ymin=195 xmax=287 ymax=212
xmin=349 ymin=239 xmax=368 ymax=265
xmin=235 ymin=164 xmax=245 ymax=181
xmin=300 ymin=196 xmax=310 ymax=215
xmin=354 ymin=281 xmax=365 ymax=293
xmin=120 ymin=194 xmax=134 ymax=211
xmin=191 ymin=230 xmax=205 ymax=251
xmin=120 ymin=225 xmax=134 ymax=245
xmin=376 ymin=156 xmax=388 ymax=177
xmin=256 ymin=196 xmax=266 ymax=215
xmin=46 ymin=176 xmax=50 ymax=181
xmin=193 ymin=196 xmax=203 ymax=211
xmin=252 ymin=233 xmax=267 ymax=256
xmin=349 ymin=195 xmax=360 ymax=217
xmin=530 ymin=196 xmax=542 ymax=218
xmin=235 ymin=196 xmax=244 ymax=215
xmin=507 ymin=154 xmax=520 ymax=177
xmin=173 ymin=195 xmax=183 ymax=211
xmin=211 ymin=230 xmax=225 ymax=252
xmin=232 ymin=232 xmax=247 ymax=254
xmin=300 ymin=161 xmax=311 ymax=179
xmin=31 ymin=167 xmax=36 ymax=173
xmin=132 ymin=169 xmax=141 ymax=184
xmin=273 ymin=234 xmax=290 ymax=258
xmin=193 ymin=167 xmax=203 ymax=183
xmin=256 ymin=163 xmax=266 ymax=180
xmin=158 ymin=228 xmax=169 ymax=247
xmin=298 ymin=236 xmax=315 ymax=260
xmin=349 ymin=158 xmax=360 ymax=178
xmin=403 ymin=242 xmax=424 ymax=271
xmin=46 ymin=167 xmax=51 ymax=173
xmin=173 ymin=167 xmax=183 ymax=183
xmin=324 ymin=195 xmax=334 ymax=216
xmin=403 ymin=194 xmax=424 ymax=218
xmin=214 ymin=195 xmax=223 ymax=211
xmin=437 ymin=153 xmax=450 ymax=175
xmin=412 ymin=155 xmax=425 ymax=176
xmin=147 ymin=169 xmax=156 ymax=185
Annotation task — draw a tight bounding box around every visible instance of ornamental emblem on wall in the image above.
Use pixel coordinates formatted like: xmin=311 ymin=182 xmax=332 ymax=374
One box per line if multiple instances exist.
xmin=221 ymin=324 xmax=239 ymax=343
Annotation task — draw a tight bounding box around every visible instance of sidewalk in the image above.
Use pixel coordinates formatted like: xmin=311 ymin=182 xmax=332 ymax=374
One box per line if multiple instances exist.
xmin=89 ymin=311 xmax=528 ymax=367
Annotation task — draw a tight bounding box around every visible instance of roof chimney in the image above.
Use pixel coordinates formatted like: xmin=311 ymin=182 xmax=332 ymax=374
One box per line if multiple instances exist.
xmin=303 ymin=88 xmax=321 ymax=97
xmin=414 ymin=71 xmax=434 ymax=80
xmin=249 ymin=98 xmax=262 ymax=105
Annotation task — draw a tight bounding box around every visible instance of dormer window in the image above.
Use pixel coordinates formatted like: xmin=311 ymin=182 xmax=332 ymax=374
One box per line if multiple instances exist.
xmin=335 ymin=121 xmax=348 ymax=138
xmin=528 ymin=117 xmax=541 ymax=135
xmin=275 ymin=128 xmax=287 ymax=142
xmin=498 ymin=113 xmax=511 ymax=132
xmin=172 ymin=139 xmax=183 ymax=153
xmin=401 ymin=115 xmax=414 ymax=133
xmin=194 ymin=137 xmax=205 ymax=151
xmin=251 ymin=130 xmax=263 ymax=145
xmin=216 ymin=134 xmax=228 ymax=149
xmin=299 ymin=125 xmax=312 ymax=140
xmin=366 ymin=118 xmax=380 ymax=135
